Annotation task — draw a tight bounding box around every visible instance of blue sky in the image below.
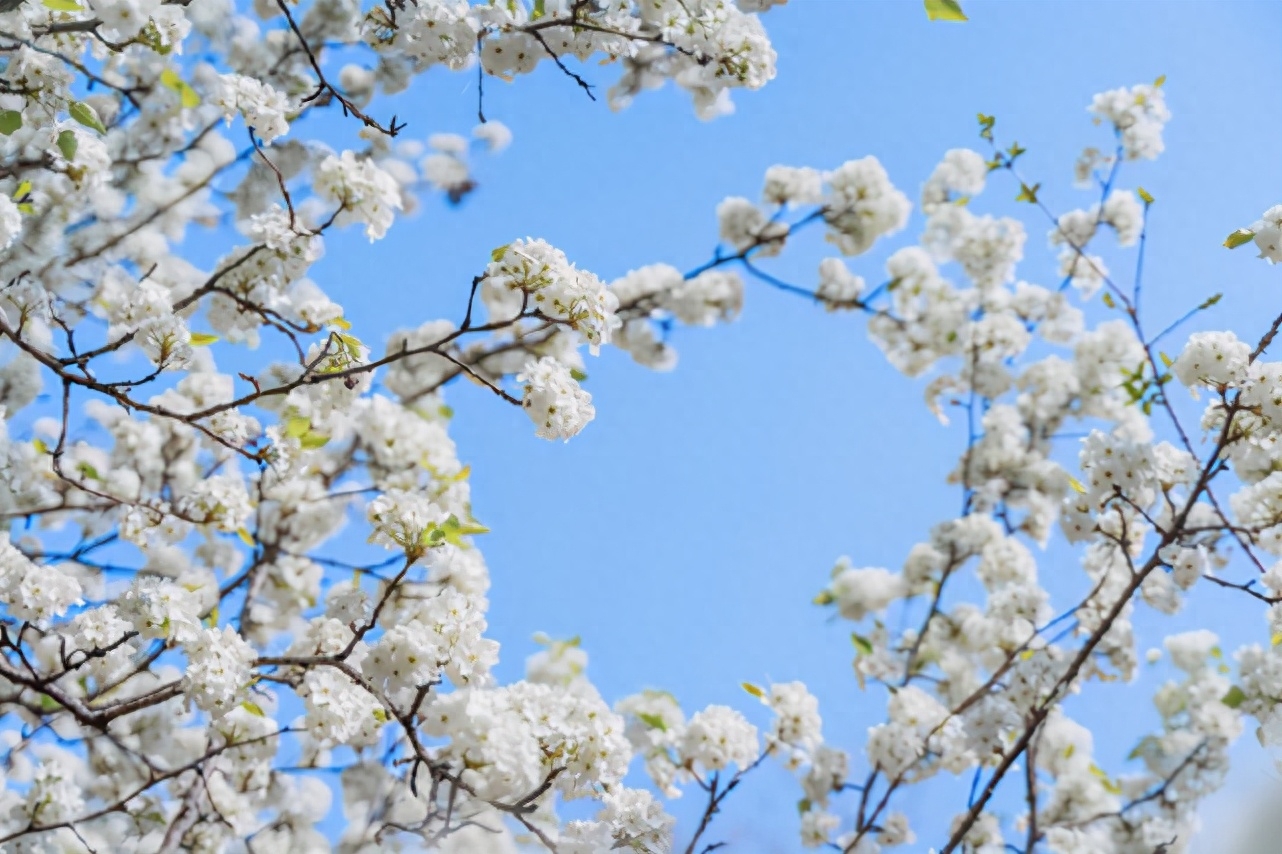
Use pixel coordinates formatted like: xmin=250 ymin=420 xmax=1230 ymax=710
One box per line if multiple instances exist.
xmin=291 ymin=1 xmax=1282 ymax=849
xmin=315 ymin=1 xmax=1282 ymax=849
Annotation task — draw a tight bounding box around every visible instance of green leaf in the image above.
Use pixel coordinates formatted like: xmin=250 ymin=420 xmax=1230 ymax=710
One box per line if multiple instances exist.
xmin=31 ymin=437 xmax=48 ymax=455
xmin=1088 ymin=763 xmax=1122 ymax=795
xmin=298 ymin=432 xmax=330 ymax=450
xmin=1137 ymin=186 xmax=1154 ymax=204
xmin=741 ymin=682 xmax=764 ymax=699
xmin=334 ymin=332 xmax=364 ymax=361
xmin=812 ymin=590 xmax=834 ymax=606
xmin=372 ymin=707 xmax=389 ymax=723
xmin=490 ymin=244 xmax=508 ymax=263
xmin=76 ymin=461 xmax=100 ymax=481
xmin=1102 ymin=291 xmax=1115 ymax=308
xmin=1015 ymin=182 xmax=1041 ymax=204
xmin=797 ymin=799 xmax=812 ymax=815
xmin=68 ymin=101 xmax=106 ymax=134
xmin=236 ymin=527 xmax=256 ymax=547
xmin=851 ymin=633 xmax=874 ymax=656
xmin=56 ymin=129 xmax=77 ymax=162
xmin=1224 ymin=229 xmax=1256 ymax=249
xmin=637 ymin=712 xmax=667 ymax=732
xmin=138 ymin=20 xmax=174 ymax=56
xmin=569 ymin=368 xmax=588 ymax=382
xmin=1159 ymin=351 xmax=1173 ymax=368
xmin=159 ymin=69 xmax=201 ymax=109
xmin=976 ymin=113 xmax=996 ymax=142
xmin=924 ymin=0 xmax=967 ymax=22
xmin=532 ymin=0 xmax=546 ymax=18
xmin=241 ymin=700 xmax=265 ymax=716
xmin=42 ymin=0 xmax=83 ymax=10
xmin=283 ymin=416 xmax=311 ymax=439
xmin=189 ymin=332 xmax=219 ymax=346
xmin=1222 ymin=686 xmax=1246 ymax=709
xmin=1198 ymin=292 xmax=1223 ymax=311
xmin=1154 ymin=74 xmax=1167 ymax=88
xmin=433 ymin=514 xmax=488 ymax=546
xmin=0 ymin=110 xmax=21 ymax=136
xmin=12 ymin=181 xmax=31 ymax=201
xmin=418 ymin=523 xmax=447 ymax=547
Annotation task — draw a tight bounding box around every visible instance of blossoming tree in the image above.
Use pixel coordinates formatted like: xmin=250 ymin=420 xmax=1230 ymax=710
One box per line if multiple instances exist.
xmin=0 ymin=0 xmax=1280 ymax=852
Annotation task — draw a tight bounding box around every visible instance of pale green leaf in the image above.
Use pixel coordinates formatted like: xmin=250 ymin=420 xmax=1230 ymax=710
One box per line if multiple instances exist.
xmin=298 ymin=432 xmax=330 ymax=450
xmin=56 ymin=129 xmax=77 ymax=162
xmin=283 ymin=416 xmax=311 ymax=439
xmin=68 ymin=101 xmax=106 ymax=134
xmin=924 ymin=0 xmax=967 ymax=22
xmin=159 ymin=69 xmax=201 ymax=109
xmin=637 ymin=712 xmax=667 ymax=732
xmin=1224 ymin=229 xmax=1256 ymax=249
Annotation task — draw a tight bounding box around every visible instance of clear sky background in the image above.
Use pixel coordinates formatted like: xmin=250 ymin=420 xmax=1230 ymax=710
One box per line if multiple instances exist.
xmin=223 ymin=0 xmax=1282 ymax=849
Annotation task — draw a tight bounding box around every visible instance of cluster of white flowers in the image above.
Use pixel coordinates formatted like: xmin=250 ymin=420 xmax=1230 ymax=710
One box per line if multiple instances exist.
xmin=0 ymin=534 xmax=82 ymax=625
xmin=517 ymin=356 xmax=596 ymax=441
xmin=691 ymin=78 xmax=1282 ymax=851
xmin=422 ymin=679 xmax=631 ymax=802
xmin=921 ymin=148 xmax=988 ymax=213
xmin=313 ymin=151 xmax=404 ymax=241
xmin=0 ymin=0 xmax=796 ymax=845
xmin=301 ymin=669 xmax=386 ymax=746
xmin=366 ymin=489 xmax=449 ymax=553
xmin=182 ymin=626 xmax=257 ymax=716
xmin=485 ymin=238 xmax=619 ymax=349
xmin=823 ymin=156 xmax=912 ymax=256
xmin=1089 ymin=80 xmax=1172 ymax=160
xmin=1245 ymin=205 xmax=1282 ymax=263
xmin=0 ymin=0 xmax=1275 ymax=844
xmin=212 ymin=74 xmax=292 ymax=143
